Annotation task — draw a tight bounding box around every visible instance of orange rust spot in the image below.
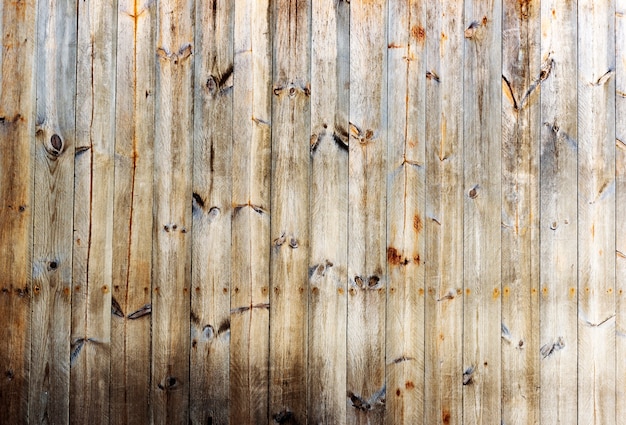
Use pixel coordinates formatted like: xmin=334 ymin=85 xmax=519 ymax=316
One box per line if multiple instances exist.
xmin=338 ymin=287 xmax=345 ymax=295
xmin=503 ymin=286 xmax=510 ymax=296
xmin=387 ymin=246 xmax=402 ymax=265
xmin=312 ymin=286 xmax=319 ymax=294
xmin=551 ymin=8 xmax=556 ymax=18
xmin=396 ymin=388 xmax=401 ymax=396
xmin=388 ymin=42 xmax=403 ymax=49
xmin=234 ymin=287 xmax=240 ymax=293
xmin=261 ymin=286 xmax=268 ymax=295
xmin=389 ymin=287 xmax=396 ymax=294
xmin=585 ymin=287 xmax=590 ymax=294
xmin=607 ymin=288 xmax=613 ymax=294
xmin=144 ymin=287 xmax=149 ymax=293
xmin=531 ymin=288 xmax=537 ymax=295
xmin=482 ymin=16 xmax=488 ymax=25
xmin=154 ymin=287 xmax=159 ymax=293
xmin=569 ymin=287 xmax=576 ymax=298
xmin=349 ymin=288 xmax=356 ymax=295
xmin=542 ymin=287 xmax=548 ymax=296
xmin=183 ymin=287 xmax=188 ymax=293
xmin=620 ymin=289 xmax=624 ymax=295
xmin=441 ymin=32 xmax=447 ymax=40
xmin=33 ymin=285 xmax=41 ymax=295
xmin=63 ymin=287 xmax=70 ymax=296
xmin=102 ymin=285 xmax=109 ymax=293
xmin=414 ymin=255 xmax=421 ymax=265
xmin=222 ymin=287 xmax=228 ymax=294
xmin=76 ymin=238 xmax=81 ymax=246
xmin=405 ymin=381 xmax=415 ymax=389
xmin=466 ymin=288 xmax=471 ymax=295
xmin=428 ymin=288 xmax=435 ymax=295
xmin=439 ymin=333 xmax=445 ymax=341
xmin=414 ymin=214 xmax=423 ymax=233
xmin=378 ymin=288 xmax=384 ymax=293
xmin=591 ymin=224 xmax=595 ymax=238
xmin=274 ymin=287 xmax=280 ymax=295
xmin=492 ymin=287 xmax=500 ymax=299
xmin=411 ymin=25 xmax=426 ymax=42
xmin=195 ymin=286 xmax=201 ymax=292
xmin=442 ymin=410 xmax=451 ymax=424
xmin=418 ymin=288 xmax=424 ymax=296
xmin=299 ymin=287 xmax=304 ymax=293
xmin=75 ymin=285 xmax=81 ymax=292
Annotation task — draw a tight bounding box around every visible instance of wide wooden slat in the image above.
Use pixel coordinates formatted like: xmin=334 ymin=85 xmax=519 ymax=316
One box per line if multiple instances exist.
xmin=539 ymin=1 xmax=579 ymax=423
xmin=151 ymin=0 xmax=194 ymax=422
xmin=577 ymin=1 xmax=616 ymax=424
xmin=616 ymin=1 xmax=626 ymax=423
xmin=501 ymin=1 xmax=540 ymax=423
xmin=385 ymin=1 xmax=425 ymax=423
xmin=462 ymin=1 xmax=502 ymax=423
xmin=230 ymin=0 xmax=272 ymax=422
xmin=71 ymin=1 xmax=117 ymax=422
xmin=0 ymin=0 xmax=36 ymax=423
xmin=269 ymin=1 xmax=311 ymax=422
xmin=424 ymin=1 xmax=464 ymax=424
xmin=110 ymin=0 xmax=156 ymax=423
xmin=307 ymin=0 xmax=349 ymax=422
xmin=29 ymin=0 xmax=78 ymax=422
xmin=347 ymin=1 xmax=387 ymax=423
xmin=189 ymin=0 xmax=233 ymax=423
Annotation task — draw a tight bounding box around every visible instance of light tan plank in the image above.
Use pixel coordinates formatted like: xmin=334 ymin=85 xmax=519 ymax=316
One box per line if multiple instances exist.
xmin=539 ymin=1 xmax=578 ymax=423
xmin=347 ymin=0 xmax=387 ymax=423
xmin=269 ymin=1 xmax=310 ymax=422
xmin=424 ymin=0 xmax=465 ymax=423
xmin=190 ymin=0 xmax=233 ymax=423
xmin=501 ymin=1 xmax=540 ymax=423
xmin=385 ymin=1 xmax=425 ymax=423
xmin=462 ymin=1 xmax=502 ymax=423
xmin=29 ymin=0 xmax=77 ymax=422
xmin=71 ymin=1 xmax=117 ymax=422
xmin=616 ymin=1 xmax=626 ymax=423
xmin=110 ymin=0 xmax=156 ymax=423
xmin=577 ymin=1 xmax=616 ymax=424
xmin=0 ymin=0 xmax=36 ymax=422
xmin=151 ymin=0 xmax=194 ymax=422
xmin=308 ymin=0 xmax=349 ymax=422
xmin=230 ymin=0 xmax=272 ymax=422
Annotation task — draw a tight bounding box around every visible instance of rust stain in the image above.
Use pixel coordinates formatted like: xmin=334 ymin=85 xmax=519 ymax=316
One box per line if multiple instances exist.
xmin=482 ymin=16 xmax=488 ymax=25
xmin=387 ymin=247 xmax=403 ymax=265
xmin=442 ymin=410 xmax=451 ymax=424
xmin=63 ymin=287 xmax=70 ymax=297
xmin=492 ymin=287 xmax=500 ymax=299
xmin=503 ymin=286 xmax=510 ymax=297
xmin=396 ymin=388 xmax=401 ymax=396
xmin=607 ymin=288 xmax=613 ymax=294
xmin=413 ymin=214 xmax=423 ymax=233
xmin=542 ymin=287 xmax=548 ymax=297
xmin=405 ymin=381 xmax=415 ymax=389
xmin=466 ymin=288 xmax=471 ymax=295
xmin=312 ymin=287 xmax=319 ymax=294
xmin=75 ymin=285 xmax=81 ymax=292
xmin=338 ymin=287 xmax=344 ymax=295
xmin=418 ymin=288 xmax=424 ymax=296
xmin=411 ymin=25 xmax=426 ymax=43
xmin=569 ymin=287 xmax=576 ymax=298
xmin=388 ymin=42 xmax=403 ymax=49
xmin=101 ymin=285 xmax=109 ymax=293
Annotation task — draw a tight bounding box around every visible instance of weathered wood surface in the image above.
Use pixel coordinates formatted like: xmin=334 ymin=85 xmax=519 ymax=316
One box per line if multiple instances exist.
xmin=110 ymin=0 xmax=155 ymax=423
xmin=0 ymin=0 xmax=36 ymax=423
xmin=2 ymin=1 xmax=626 ymax=423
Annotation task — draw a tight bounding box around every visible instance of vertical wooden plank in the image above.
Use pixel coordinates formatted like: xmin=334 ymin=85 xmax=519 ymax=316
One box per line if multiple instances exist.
xmin=347 ymin=0 xmax=387 ymax=423
xmin=577 ymin=1 xmax=616 ymax=424
xmin=151 ymin=0 xmax=194 ymax=422
xmin=424 ymin=0 xmax=464 ymax=423
xmin=616 ymin=1 xmax=626 ymax=423
xmin=269 ymin=0 xmax=310 ymax=422
xmin=0 ymin=0 xmax=36 ymax=422
xmin=230 ymin=0 xmax=272 ymax=422
xmin=385 ymin=0 xmax=425 ymax=423
xmin=500 ymin=0 xmax=540 ymax=423
xmin=190 ymin=0 xmax=233 ymax=423
xmin=308 ymin=0 xmax=349 ymax=422
xmin=71 ymin=1 xmax=117 ymax=422
xmin=29 ymin=0 xmax=77 ymax=422
xmin=462 ymin=0 xmax=502 ymax=423
xmin=539 ymin=0 xmax=578 ymax=423
xmin=110 ymin=0 xmax=155 ymax=423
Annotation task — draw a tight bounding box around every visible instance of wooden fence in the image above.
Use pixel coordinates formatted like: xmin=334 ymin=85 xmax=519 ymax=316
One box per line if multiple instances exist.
xmin=0 ymin=0 xmax=624 ymax=423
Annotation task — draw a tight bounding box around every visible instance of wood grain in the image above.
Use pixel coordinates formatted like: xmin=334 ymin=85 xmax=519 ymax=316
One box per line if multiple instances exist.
xmin=269 ymin=1 xmax=310 ymax=422
xmin=29 ymin=0 xmax=77 ymax=422
xmin=385 ymin=0 xmax=425 ymax=423
xmin=424 ymin=1 xmax=464 ymax=424
xmin=0 ymin=0 xmax=36 ymax=423
xmin=151 ymin=0 xmax=194 ymax=422
xmin=539 ymin=1 xmax=579 ymax=423
xmin=347 ymin=1 xmax=387 ymax=423
xmin=462 ymin=1 xmax=502 ymax=423
xmin=230 ymin=0 xmax=272 ymax=423
xmin=190 ymin=0 xmax=233 ymax=423
xmin=577 ymin=1 xmax=616 ymax=424
xmin=308 ymin=0 xmax=349 ymax=422
xmin=501 ymin=0 xmax=540 ymax=423
xmin=71 ymin=1 xmax=117 ymax=422
xmin=110 ymin=0 xmax=155 ymax=423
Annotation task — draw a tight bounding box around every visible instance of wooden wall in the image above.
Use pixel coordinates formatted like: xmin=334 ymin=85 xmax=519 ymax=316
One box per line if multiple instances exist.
xmin=0 ymin=0 xmax=624 ymax=424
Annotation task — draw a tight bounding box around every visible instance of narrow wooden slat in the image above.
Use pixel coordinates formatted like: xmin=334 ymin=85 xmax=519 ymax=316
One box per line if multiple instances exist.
xmin=71 ymin=1 xmax=117 ymax=422
xmin=462 ymin=1 xmax=502 ymax=423
xmin=110 ymin=0 xmax=155 ymax=423
xmin=501 ymin=1 xmax=540 ymax=423
xmin=385 ymin=1 xmax=425 ymax=423
xmin=29 ymin=0 xmax=77 ymax=422
xmin=308 ymin=0 xmax=349 ymax=422
xmin=151 ymin=0 xmax=194 ymax=422
xmin=0 ymin=0 xmax=36 ymax=422
xmin=577 ymin=1 xmax=616 ymax=423
xmin=424 ymin=0 xmax=464 ymax=423
xmin=269 ymin=1 xmax=310 ymax=422
xmin=539 ymin=1 xmax=578 ymax=423
xmin=230 ymin=0 xmax=272 ymax=422
xmin=347 ymin=0 xmax=387 ymax=423
xmin=616 ymin=1 xmax=626 ymax=423
xmin=190 ymin=0 xmax=233 ymax=423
